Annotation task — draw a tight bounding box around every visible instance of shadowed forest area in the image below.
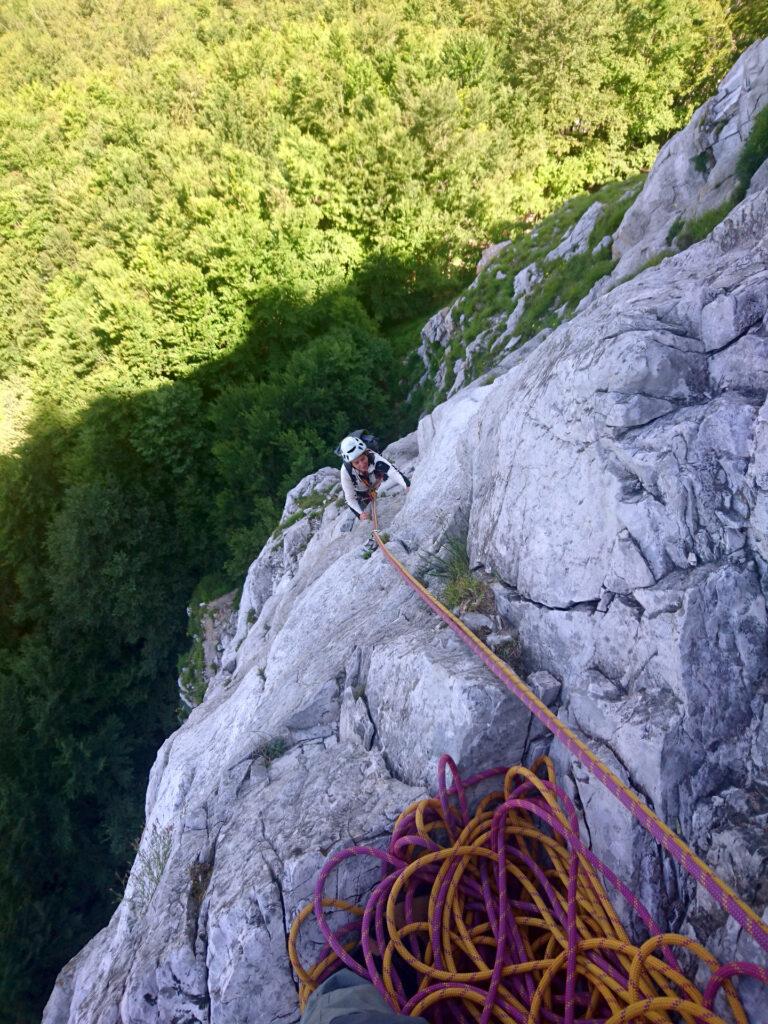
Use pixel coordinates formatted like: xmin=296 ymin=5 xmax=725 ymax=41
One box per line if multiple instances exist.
xmin=1 ymin=0 xmax=767 ymax=1018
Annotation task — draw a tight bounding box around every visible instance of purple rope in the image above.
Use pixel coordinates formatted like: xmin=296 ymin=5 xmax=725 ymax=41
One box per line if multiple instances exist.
xmin=303 ymin=755 xmax=766 ymax=1022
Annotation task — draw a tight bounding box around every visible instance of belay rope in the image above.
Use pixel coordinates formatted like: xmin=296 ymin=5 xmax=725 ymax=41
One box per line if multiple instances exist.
xmin=290 ymin=757 xmax=765 ymax=1023
xmin=369 ymin=499 xmax=768 ymax=959
xmin=288 ymin=497 xmax=768 ymax=1021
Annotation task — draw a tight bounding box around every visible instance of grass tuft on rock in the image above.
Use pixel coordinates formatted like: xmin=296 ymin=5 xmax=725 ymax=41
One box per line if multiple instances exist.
xmin=254 ymin=736 xmax=290 ymax=767
xmin=735 ymin=104 xmax=768 ymax=197
xmin=127 ymin=825 xmax=173 ymax=915
xmin=665 ymin=106 xmax=768 ymax=259
xmin=430 ymin=174 xmax=645 ymax=394
xmin=675 ymin=199 xmax=736 ymax=250
xmin=418 ymin=537 xmax=494 ymax=614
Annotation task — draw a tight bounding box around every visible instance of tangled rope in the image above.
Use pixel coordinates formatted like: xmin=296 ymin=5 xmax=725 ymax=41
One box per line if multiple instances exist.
xmin=289 ymin=755 xmax=767 ymax=1023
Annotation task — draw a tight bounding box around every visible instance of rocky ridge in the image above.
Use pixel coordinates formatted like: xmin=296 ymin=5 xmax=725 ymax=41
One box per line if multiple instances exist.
xmin=45 ymin=43 xmax=768 ymax=1024
xmin=418 ymin=37 xmax=768 ymax=404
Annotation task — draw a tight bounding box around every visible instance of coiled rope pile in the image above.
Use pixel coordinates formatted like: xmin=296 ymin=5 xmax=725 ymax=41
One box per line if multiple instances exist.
xmin=289 ymin=754 xmax=766 ymax=1023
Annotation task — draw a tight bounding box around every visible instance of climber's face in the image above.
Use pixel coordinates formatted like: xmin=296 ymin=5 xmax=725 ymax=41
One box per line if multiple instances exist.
xmin=352 ymin=454 xmax=368 ymax=473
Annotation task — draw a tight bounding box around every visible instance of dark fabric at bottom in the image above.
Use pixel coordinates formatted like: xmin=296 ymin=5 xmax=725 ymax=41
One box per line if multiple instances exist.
xmin=301 ymin=969 xmax=428 ymax=1024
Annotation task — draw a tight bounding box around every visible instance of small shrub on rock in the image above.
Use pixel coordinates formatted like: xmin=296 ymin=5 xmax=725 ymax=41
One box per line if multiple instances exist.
xmin=128 ymin=824 xmax=173 ymax=914
xmin=254 ymin=736 xmax=290 ymax=767
xmin=494 ymin=637 xmax=522 ymax=667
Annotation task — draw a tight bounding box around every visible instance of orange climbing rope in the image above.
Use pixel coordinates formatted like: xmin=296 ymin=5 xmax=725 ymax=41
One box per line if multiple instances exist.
xmin=368 ymin=497 xmax=768 ymax=961
xmin=287 ymin=497 xmax=767 ymax=1023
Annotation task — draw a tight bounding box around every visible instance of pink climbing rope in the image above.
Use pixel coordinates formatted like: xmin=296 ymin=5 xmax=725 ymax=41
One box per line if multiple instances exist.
xmin=291 ymin=756 xmax=768 ymax=1022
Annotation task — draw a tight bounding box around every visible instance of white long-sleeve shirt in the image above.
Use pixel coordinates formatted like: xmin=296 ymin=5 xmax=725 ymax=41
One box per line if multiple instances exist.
xmin=340 ymin=450 xmax=410 ymax=516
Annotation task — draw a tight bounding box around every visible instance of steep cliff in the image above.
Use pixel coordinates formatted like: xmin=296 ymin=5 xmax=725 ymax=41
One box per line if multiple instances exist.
xmin=44 ymin=43 xmax=768 ymax=1024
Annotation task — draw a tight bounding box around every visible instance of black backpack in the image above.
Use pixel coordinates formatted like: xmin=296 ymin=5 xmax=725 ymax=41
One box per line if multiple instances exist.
xmin=334 ymin=428 xmax=382 ymax=458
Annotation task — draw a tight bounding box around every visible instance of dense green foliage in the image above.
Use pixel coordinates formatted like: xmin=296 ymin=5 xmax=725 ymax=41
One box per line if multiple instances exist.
xmin=0 ymin=1 xmax=764 ymax=1019
xmin=729 ymin=0 xmax=768 ymax=46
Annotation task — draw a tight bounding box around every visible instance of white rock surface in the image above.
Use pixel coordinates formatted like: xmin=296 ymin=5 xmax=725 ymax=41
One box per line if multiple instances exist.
xmin=476 ymin=239 xmax=512 ymax=274
xmin=418 ymin=196 xmax=611 ymax=401
xmin=544 ymin=201 xmax=604 ymax=262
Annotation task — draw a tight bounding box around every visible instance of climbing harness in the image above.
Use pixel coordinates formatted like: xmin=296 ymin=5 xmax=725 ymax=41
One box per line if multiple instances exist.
xmin=289 ymin=496 xmax=768 ymax=1021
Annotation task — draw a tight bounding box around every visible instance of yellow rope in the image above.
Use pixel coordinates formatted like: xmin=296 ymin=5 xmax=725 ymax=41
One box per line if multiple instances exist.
xmin=289 ymin=759 xmax=751 ymax=1022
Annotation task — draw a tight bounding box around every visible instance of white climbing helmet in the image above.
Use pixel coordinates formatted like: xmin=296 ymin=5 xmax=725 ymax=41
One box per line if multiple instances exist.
xmin=339 ymin=435 xmax=367 ymax=463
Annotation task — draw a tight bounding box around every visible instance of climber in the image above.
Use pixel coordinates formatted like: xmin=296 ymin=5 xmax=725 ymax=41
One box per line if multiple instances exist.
xmin=301 ymin=969 xmax=425 ymax=1024
xmin=338 ymin=435 xmax=410 ymax=522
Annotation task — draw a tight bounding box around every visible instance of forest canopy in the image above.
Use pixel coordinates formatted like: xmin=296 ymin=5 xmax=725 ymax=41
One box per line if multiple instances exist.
xmin=0 ymin=0 xmax=765 ymax=1018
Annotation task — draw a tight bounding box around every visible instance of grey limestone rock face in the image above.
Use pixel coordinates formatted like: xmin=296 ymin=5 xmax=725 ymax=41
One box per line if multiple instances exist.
xmin=363 ymin=623 xmax=533 ymax=789
xmin=472 ymin=188 xmax=768 ymax=1016
xmin=544 ymin=201 xmax=604 ymax=262
xmin=418 ymin=196 xmax=615 ymax=401
xmin=612 ymin=37 xmax=768 ymax=279
xmin=420 ymin=40 xmax=768 ymax=400
xmin=476 ymin=239 xmax=512 ymax=274
xmin=179 ymin=591 xmax=239 ymax=710
xmin=45 ymin=477 xmax=549 ymax=1024
xmin=282 ymin=466 xmax=339 ymax=517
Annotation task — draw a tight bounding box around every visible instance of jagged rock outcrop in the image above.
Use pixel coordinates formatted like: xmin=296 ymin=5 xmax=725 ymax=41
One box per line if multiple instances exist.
xmin=613 ymin=37 xmax=768 ymax=279
xmin=45 ymin=45 xmax=768 ymax=1024
xmin=179 ymin=592 xmax=239 ymax=711
xmin=419 ymin=38 xmax=768 ymax=404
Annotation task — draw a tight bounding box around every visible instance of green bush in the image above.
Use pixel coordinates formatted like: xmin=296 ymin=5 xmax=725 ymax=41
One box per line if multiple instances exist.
xmin=177 ymin=631 xmax=208 ymax=717
xmin=691 ymin=151 xmax=713 ymax=175
xmin=128 ymin=824 xmax=173 ymax=915
xmin=254 ymin=737 xmax=290 ymax=767
xmin=514 ymin=252 xmax=617 ymax=344
xmin=273 ymin=510 xmax=304 ymax=536
xmin=587 ymin=180 xmax=645 ymax=248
